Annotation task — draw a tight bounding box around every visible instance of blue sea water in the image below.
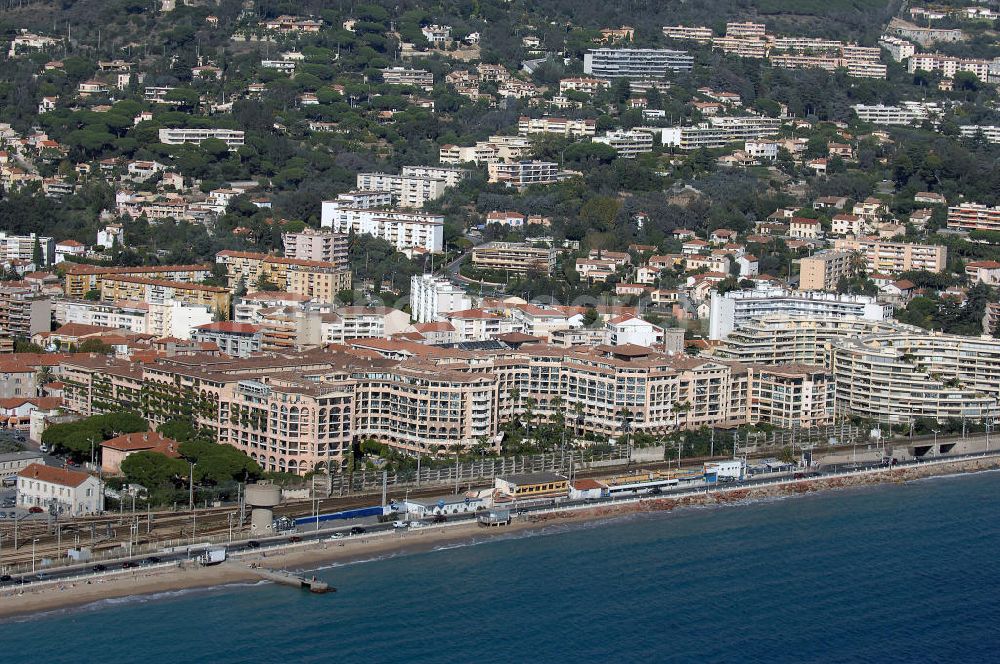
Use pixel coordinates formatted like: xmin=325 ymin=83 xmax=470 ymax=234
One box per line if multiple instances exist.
xmin=5 ymin=471 xmax=1000 ymax=663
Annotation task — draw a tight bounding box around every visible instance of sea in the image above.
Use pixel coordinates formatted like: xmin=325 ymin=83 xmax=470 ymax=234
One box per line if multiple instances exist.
xmin=5 ymin=470 xmax=1000 ymax=663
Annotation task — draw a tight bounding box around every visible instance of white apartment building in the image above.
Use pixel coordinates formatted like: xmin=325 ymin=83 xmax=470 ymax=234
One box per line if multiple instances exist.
xmin=53 ymin=299 xmax=149 ymax=333
xmin=908 ymin=54 xmax=991 ymax=80
xmin=593 ymin=130 xmax=654 ymax=158
xmin=335 ymin=190 xmax=394 ymax=208
xmin=662 ymin=25 xmax=714 ymax=43
xmin=399 ymin=166 xmax=469 ymax=187
xmin=517 ymin=116 xmax=596 ymax=137
xmin=410 ymin=274 xmax=472 ymax=323
xmin=17 ymin=464 xmax=103 ymax=516
xmin=487 ymin=161 xmax=559 ymax=188
xmin=744 ymin=140 xmax=778 ymax=161
xmin=708 ymin=287 xmax=891 ymax=340
xmin=558 ymin=77 xmax=610 ymax=94
xmin=321 ymin=306 xmax=410 ymax=344
xmin=355 ymin=166 xmax=467 ymax=208
xmin=0 ymin=232 xmax=55 ymax=265
xmin=647 ymin=115 xmax=781 ymax=150
xmin=958 ymin=125 xmax=1000 ymax=144
xmin=583 ymin=48 xmax=693 ymax=79
xmin=282 ymin=228 xmax=349 ymax=267
xmin=320 ymin=202 xmax=444 ymax=252
xmin=145 ymin=301 xmax=214 ymax=339
xmin=381 ymin=67 xmax=434 ymax=90
xmin=879 ymin=35 xmax=916 ymax=61
xmin=852 ymin=102 xmax=939 ymax=126
xmin=157 ymin=128 xmax=245 ymax=148
xmin=354 ymin=173 xmax=448 ymax=208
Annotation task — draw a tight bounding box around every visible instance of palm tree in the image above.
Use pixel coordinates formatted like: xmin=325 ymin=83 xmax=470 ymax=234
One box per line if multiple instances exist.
xmin=523 ymin=397 xmax=537 ymax=432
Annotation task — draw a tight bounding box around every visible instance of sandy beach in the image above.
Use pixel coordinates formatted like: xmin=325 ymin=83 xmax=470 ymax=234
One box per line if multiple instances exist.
xmin=3 ymin=454 xmax=999 ymax=621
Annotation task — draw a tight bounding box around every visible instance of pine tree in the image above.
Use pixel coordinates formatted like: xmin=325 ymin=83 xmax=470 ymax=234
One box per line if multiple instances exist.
xmin=32 ymin=237 xmax=43 ymax=267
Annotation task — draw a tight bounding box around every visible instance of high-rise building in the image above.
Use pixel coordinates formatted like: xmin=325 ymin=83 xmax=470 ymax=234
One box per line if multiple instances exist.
xmin=583 ymin=48 xmax=693 ymax=78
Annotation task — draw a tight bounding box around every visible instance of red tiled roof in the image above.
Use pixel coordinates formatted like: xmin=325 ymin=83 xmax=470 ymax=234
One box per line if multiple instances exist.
xmin=101 ymin=431 xmax=180 ymax=456
xmin=18 ymin=463 xmax=93 ymax=487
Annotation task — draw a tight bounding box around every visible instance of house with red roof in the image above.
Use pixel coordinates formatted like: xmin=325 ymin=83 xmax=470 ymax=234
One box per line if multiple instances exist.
xmin=18 ymin=463 xmax=103 ymax=515
xmin=101 ymin=431 xmax=181 ymax=475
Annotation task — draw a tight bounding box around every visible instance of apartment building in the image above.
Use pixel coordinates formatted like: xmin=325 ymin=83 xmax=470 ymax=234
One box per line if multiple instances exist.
xmin=53 ymin=299 xmax=149 ymax=333
xmin=852 ymin=102 xmax=938 ymax=126
xmin=650 ymin=115 xmax=782 ymax=150
xmin=157 ymin=128 xmax=245 ymax=148
xmin=832 ymin=237 xmax=947 ymax=274
xmin=381 ymin=67 xmax=434 ymax=90
xmin=958 ymin=125 xmax=1000 ymax=144
xmin=517 ymin=116 xmax=596 ymax=137
xmin=662 ymin=25 xmax=713 ymax=43
xmin=333 ymin=190 xmax=393 ymax=209
xmin=281 ymin=227 xmax=349 ymax=267
xmin=715 ymin=316 xmax=1000 ymax=423
xmin=712 ymin=36 xmax=767 ymax=59
xmin=444 ymin=309 xmax=517 ymax=342
xmin=593 ymin=130 xmax=655 ymax=158
xmin=750 ymin=365 xmax=835 ymax=428
xmin=908 ymin=53 xmax=991 ymax=80
xmin=215 ymin=251 xmax=352 ymax=302
xmin=471 ymin=242 xmax=559 ymax=275
xmin=708 ymin=287 xmax=891 ymax=340
xmin=487 ymin=161 xmax=559 ymax=188
xmin=0 ymin=232 xmax=55 ymax=265
xmin=439 ymin=135 xmax=533 ymax=165
xmin=100 ymin=275 xmax=231 ymax=312
xmin=319 ymin=202 xmax=444 ymax=252
xmin=947 ymin=202 xmax=1000 ymax=232
xmin=558 ymin=77 xmax=610 ymax=94
xmin=726 ymin=21 xmax=766 ymax=39
xmin=798 ymin=251 xmax=854 ymax=291
xmin=354 ymin=167 xmax=468 ymax=208
xmin=320 ymin=307 xmax=410 ymax=344
xmin=879 ymin=35 xmax=916 ymax=61
xmin=62 ymin=263 xmax=212 ymax=299
xmin=583 ymin=48 xmax=693 ymax=79
xmin=410 ymin=274 xmax=472 ymax=323
xmin=0 ymin=284 xmax=51 ymax=338
xmin=192 ymin=322 xmax=263 ymax=357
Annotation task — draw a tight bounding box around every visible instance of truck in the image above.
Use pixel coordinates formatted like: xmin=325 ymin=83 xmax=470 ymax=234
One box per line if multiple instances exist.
xmin=200 ymin=548 xmax=227 ymax=566
xmin=704 ymin=459 xmax=745 ymax=483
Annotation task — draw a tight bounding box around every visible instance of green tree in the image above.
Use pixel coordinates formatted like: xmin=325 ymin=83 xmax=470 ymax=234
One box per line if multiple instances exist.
xmin=32 ymin=237 xmax=43 ymax=267
xmin=121 ymin=451 xmax=189 ymax=489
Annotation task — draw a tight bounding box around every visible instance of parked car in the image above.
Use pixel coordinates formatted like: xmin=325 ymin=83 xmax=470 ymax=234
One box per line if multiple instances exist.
xmin=0 ymin=574 xmax=12 ymax=584
xmin=328 ymin=532 xmax=346 ymax=540
xmin=432 ymin=514 xmax=447 ymax=523
xmin=392 ymin=521 xmax=408 ymax=529
xmin=246 ymin=540 xmax=261 ymax=549
xmin=350 ymin=526 xmax=366 ymax=535
xmin=144 ymin=556 xmax=162 ymax=564
xmin=28 ymin=506 xmax=44 ymax=514
xmin=288 ymin=535 xmax=302 ymax=543
xmin=92 ymin=564 xmax=107 ymax=572
xmin=121 ymin=561 xmax=138 ymax=569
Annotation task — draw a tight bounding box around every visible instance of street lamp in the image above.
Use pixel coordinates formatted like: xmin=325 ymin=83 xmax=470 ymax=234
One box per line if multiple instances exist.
xmin=31 ymin=538 xmax=38 ymax=573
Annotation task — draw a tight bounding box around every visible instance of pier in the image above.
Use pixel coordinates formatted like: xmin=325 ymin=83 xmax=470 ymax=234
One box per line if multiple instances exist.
xmin=241 ymin=564 xmax=334 ymax=593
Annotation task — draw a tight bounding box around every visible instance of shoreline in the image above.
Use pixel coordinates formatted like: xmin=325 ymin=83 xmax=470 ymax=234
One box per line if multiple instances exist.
xmin=3 ymin=454 xmax=999 ymax=621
